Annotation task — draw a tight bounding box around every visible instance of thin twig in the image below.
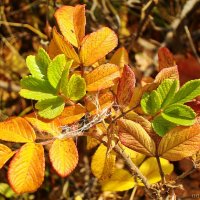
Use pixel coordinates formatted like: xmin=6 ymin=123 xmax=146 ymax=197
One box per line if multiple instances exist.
xmin=156 ymin=156 xmax=165 ymax=184
xmin=184 ymin=25 xmax=200 ymax=64
xmin=0 ymin=21 xmax=48 ymax=40
xmin=175 ymin=167 xmax=196 ymax=181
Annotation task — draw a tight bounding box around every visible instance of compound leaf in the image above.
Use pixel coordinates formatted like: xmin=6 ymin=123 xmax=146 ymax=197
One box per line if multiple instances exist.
xmin=171 ymin=79 xmax=200 ymax=104
xmin=80 ymin=27 xmax=118 ymax=66
xmin=162 ymin=104 xmax=196 ymax=126
xmin=66 ymin=74 xmax=86 ymax=101
xmin=118 ymin=119 xmax=156 ymax=156
xmin=49 ymin=139 xmax=78 ymax=177
xmin=158 ymin=124 xmax=200 ymax=161
xmin=8 ymin=143 xmax=45 ymax=194
xmin=0 ymin=117 xmax=36 ymax=143
xmin=20 ymin=76 xmax=57 ymax=100
xmin=85 ymin=63 xmax=120 ymax=91
xmin=35 ymin=96 xmax=65 ymax=119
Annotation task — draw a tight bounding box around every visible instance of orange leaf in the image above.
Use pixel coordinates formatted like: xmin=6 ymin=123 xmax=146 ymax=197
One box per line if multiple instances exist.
xmin=8 ymin=143 xmax=45 ymax=194
xmin=73 ymin=5 xmax=86 ymax=46
xmin=110 ymin=47 xmax=129 ymax=68
xmin=158 ymin=124 xmax=200 ymax=161
xmin=158 ymin=47 xmax=176 ymax=71
xmin=51 ymin=27 xmax=80 ymax=64
xmin=85 ymin=92 xmax=114 ymax=115
xmin=54 ymin=6 xmax=77 ymax=47
xmin=155 ymin=66 xmax=179 ymax=84
xmin=0 ymin=117 xmax=36 ymax=143
xmin=80 ymin=27 xmax=118 ymax=66
xmin=49 ymin=139 xmax=78 ymax=177
xmin=118 ymin=119 xmax=156 ymax=156
xmin=48 ymin=39 xmax=62 ymax=59
xmin=117 ymin=65 xmax=135 ymax=107
xmin=0 ymin=144 xmax=15 ymax=169
xmin=85 ymin=64 xmax=120 ymax=91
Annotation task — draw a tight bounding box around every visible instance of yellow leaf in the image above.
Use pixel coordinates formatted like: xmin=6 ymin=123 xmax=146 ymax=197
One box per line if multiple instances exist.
xmin=91 ymin=144 xmax=116 ymax=181
xmin=110 ymin=47 xmax=129 ymax=68
xmin=118 ymin=119 xmax=156 ymax=156
xmin=138 ymin=157 xmax=174 ymax=185
xmin=85 ymin=64 xmax=120 ymax=91
xmin=120 ymin=144 xmax=145 ymax=166
xmin=54 ymin=6 xmax=77 ymax=47
xmin=25 ymin=113 xmax=61 ymax=136
xmin=52 ymin=27 xmax=80 ymax=64
xmin=101 ymin=168 xmax=135 ymax=192
xmin=0 ymin=117 xmax=36 ymax=143
xmin=158 ymin=124 xmax=200 ymax=161
xmin=73 ymin=5 xmax=86 ymax=46
xmin=49 ymin=139 xmax=78 ymax=177
xmin=86 ymin=136 xmax=100 ymax=150
xmin=0 ymin=144 xmax=15 ymax=169
xmin=80 ymin=27 xmax=118 ymax=66
xmin=8 ymin=143 xmax=45 ymax=194
xmin=85 ymin=92 xmax=114 ymax=115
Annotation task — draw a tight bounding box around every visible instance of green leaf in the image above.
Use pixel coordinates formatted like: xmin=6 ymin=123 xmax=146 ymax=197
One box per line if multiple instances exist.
xmin=156 ymin=79 xmax=179 ymax=108
xmin=35 ymin=96 xmax=65 ymax=119
xmin=47 ymin=54 xmax=66 ymax=89
xmin=162 ymin=104 xmax=196 ymax=126
xmin=171 ymin=79 xmax=200 ymax=104
xmin=26 ymin=48 xmax=50 ymax=79
xmin=152 ymin=115 xmax=176 ymax=136
xmin=141 ymin=91 xmax=161 ymax=115
xmin=0 ymin=183 xmax=16 ymax=198
xmin=66 ymin=74 xmax=86 ymax=101
xmin=20 ymin=76 xmax=57 ymax=100
xmin=60 ymin=59 xmax=73 ymax=96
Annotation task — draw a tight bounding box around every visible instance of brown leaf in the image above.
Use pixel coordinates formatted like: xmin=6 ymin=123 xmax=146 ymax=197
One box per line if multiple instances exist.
xmin=117 ymin=65 xmax=135 ymax=107
xmin=158 ymin=124 xmax=200 ymax=161
xmin=118 ymin=119 xmax=156 ymax=156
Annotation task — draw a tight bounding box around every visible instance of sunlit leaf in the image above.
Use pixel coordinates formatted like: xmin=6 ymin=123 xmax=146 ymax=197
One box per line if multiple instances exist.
xmin=117 ymin=65 xmax=135 ymax=107
xmin=158 ymin=124 xmax=200 ymax=161
xmin=138 ymin=157 xmax=174 ymax=185
xmin=86 ymin=136 xmax=100 ymax=150
xmin=51 ymin=28 xmax=80 ymax=64
xmin=118 ymin=119 xmax=156 ymax=156
xmin=91 ymin=144 xmax=116 ymax=181
xmin=66 ymin=74 xmax=86 ymax=101
xmin=80 ymin=27 xmax=118 ymax=66
xmin=171 ymin=79 xmax=200 ymax=104
xmin=162 ymin=104 xmax=196 ymax=126
xmin=0 ymin=144 xmax=15 ymax=169
xmin=8 ymin=143 xmax=45 ymax=194
xmin=110 ymin=47 xmax=129 ymax=68
xmin=0 ymin=117 xmax=36 ymax=143
xmin=20 ymin=76 xmax=57 ymax=100
xmin=35 ymin=96 xmax=65 ymax=119
xmin=85 ymin=64 xmax=120 ymax=91
xmin=49 ymin=139 xmax=78 ymax=177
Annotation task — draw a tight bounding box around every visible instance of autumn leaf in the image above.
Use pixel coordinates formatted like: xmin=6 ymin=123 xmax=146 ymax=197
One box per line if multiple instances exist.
xmin=158 ymin=47 xmax=176 ymax=71
xmin=8 ymin=143 xmax=45 ymax=194
xmin=49 ymin=139 xmax=78 ymax=177
xmin=0 ymin=144 xmax=15 ymax=169
xmin=117 ymin=65 xmax=135 ymax=107
xmin=0 ymin=117 xmax=36 ymax=143
xmin=158 ymin=124 xmax=200 ymax=161
xmin=110 ymin=47 xmax=129 ymax=68
xmin=91 ymin=144 xmax=116 ymax=181
xmin=85 ymin=63 xmax=120 ymax=91
xmin=80 ymin=27 xmax=118 ymax=66
xmin=118 ymin=119 xmax=156 ymax=156
xmin=54 ymin=5 xmax=86 ymax=47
